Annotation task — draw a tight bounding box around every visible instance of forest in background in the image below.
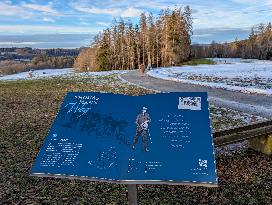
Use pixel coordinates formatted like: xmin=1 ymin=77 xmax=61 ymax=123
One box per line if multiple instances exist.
xmin=0 ymin=48 xmax=80 ymax=75
xmin=74 ymin=7 xmax=193 ymax=71
xmin=192 ymin=22 xmax=272 ymax=60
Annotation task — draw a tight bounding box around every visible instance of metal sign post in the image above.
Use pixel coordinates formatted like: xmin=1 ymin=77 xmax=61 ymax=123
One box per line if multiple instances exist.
xmin=127 ymin=184 xmax=138 ymax=205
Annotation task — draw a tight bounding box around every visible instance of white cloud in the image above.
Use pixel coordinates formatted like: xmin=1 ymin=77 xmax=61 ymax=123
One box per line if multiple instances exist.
xmin=0 ymin=1 xmax=59 ymax=20
xmin=121 ymin=7 xmax=143 ymax=18
xmin=0 ymin=0 xmax=271 ymax=38
xmin=0 ymin=25 xmax=99 ymax=34
xmin=231 ymin=0 xmax=259 ymax=4
xmin=232 ymin=0 xmax=272 ymax=5
xmin=42 ymin=17 xmax=55 ymax=23
xmin=71 ymin=2 xmax=143 ymax=17
xmin=190 ymin=4 xmax=261 ymax=29
xmin=96 ymin=22 xmax=110 ymax=27
xmin=231 ymin=0 xmax=272 ymax=10
xmin=0 ymin=1 xmax=29 ymax=17
xmin=21 ymin=2 xmax=59 ymax=15
xmin=72 ymin=4 xmax=119 ymax=15
xmin=193 ymin=33 xmax=212 ymax=38
xmin=80 ymin=22 xmax=90 ymax=26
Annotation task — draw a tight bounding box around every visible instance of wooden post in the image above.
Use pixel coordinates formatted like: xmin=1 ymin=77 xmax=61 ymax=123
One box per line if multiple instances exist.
xmin=127 ymin=184 xmax=138 ymax=205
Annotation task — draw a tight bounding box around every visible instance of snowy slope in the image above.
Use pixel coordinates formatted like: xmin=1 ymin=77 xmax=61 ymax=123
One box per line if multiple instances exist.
xmin=147 ymin=58 xmax=272 ymax=95
xmin=0 ymin=68 xmax=128 ymax=81
xmin=207 ymin=58 xmax=272 ymax=65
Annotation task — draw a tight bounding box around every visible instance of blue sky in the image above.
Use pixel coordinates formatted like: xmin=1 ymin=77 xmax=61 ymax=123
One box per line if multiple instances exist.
xmin=0 ymin=0 xmax=272 ymax=43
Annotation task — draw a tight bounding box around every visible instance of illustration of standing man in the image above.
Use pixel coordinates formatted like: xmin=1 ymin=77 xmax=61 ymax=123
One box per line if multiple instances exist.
xmin=132 ymin=107 xmax=151 ymax=152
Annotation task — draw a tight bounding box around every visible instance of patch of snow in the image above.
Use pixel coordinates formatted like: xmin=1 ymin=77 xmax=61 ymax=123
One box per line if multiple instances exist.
xmin=147 ymin=59 xmax=272 ymax=96
xmin=208 ymin=58 xmax=272 ymax=65
xmin=0 ymin=68 xmax=128 ymax=81
xmin=210 ymin=97 xmax=272 ymax=119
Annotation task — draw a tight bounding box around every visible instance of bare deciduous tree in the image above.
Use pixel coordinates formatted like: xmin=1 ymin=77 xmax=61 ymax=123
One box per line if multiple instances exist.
xmin=75 ymin=7 xmax=193 ymax=71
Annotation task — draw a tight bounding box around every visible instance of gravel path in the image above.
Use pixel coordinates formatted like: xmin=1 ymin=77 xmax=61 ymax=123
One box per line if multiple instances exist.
xmin=120 ymin=70 xmax=272 ymax=119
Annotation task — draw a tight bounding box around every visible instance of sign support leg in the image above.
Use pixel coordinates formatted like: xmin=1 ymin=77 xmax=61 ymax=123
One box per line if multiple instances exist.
xmin=127 ymin=184 xmax=138 ymax=205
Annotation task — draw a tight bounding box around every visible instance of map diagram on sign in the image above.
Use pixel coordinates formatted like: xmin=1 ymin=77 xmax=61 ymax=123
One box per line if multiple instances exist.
xmin=31 ymin=92 xmax=218 ymax=187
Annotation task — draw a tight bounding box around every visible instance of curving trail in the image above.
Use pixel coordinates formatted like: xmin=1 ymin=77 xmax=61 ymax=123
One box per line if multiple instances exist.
xmin=120 ymin=70 xmax=272 ymax=119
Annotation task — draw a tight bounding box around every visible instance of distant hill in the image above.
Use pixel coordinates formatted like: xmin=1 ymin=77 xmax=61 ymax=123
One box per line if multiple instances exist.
xmin=0 ymin=34 xmax=93 ymax=49
xmin=0 ymin=47 xmax=83 ymax=76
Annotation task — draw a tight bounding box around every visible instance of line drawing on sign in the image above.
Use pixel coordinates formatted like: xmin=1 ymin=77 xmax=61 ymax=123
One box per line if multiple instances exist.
xmin=88 ymin=147 xmax=117 ymax=170
xmin=62 ymin=112 xmax=130 ymax=145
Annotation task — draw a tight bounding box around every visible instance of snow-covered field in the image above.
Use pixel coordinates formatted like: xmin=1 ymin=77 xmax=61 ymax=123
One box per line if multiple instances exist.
xmin=0 ymin=68 xmax=128 ymax=81
xmin=148 ymin=58 xmax=272 ymax=95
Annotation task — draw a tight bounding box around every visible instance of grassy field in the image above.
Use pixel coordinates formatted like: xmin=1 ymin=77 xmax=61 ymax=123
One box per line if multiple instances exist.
xmin=183 ymin=58 xmax=216 ymax=66
xmin=0 ymin=75 xmax=271 ymax=204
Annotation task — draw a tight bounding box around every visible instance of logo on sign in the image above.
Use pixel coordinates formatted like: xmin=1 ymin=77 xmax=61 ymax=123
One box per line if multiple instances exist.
xmin=178 ymin=97 xmax=201 ymax=110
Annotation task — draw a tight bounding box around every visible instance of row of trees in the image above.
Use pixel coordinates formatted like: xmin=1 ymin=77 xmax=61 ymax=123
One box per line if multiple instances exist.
xmin=0 ymin=55 xmax=75 ymax=76
xmin=30 ymin=55 xmax=75 ymax=69
xmin=74 ymin=7 xmax=193 ymax=71
xmin=0 ymin=60 xmax=27 ymax=76
xmin=0 ymin=47 xmax=81 ymax=56
xmin=192 ymin=23 xmax=272 ymax=60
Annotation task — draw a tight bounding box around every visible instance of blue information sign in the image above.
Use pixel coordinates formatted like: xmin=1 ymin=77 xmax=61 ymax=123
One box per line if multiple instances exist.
xmin=31 ymin=92 xmax=218 ymax=187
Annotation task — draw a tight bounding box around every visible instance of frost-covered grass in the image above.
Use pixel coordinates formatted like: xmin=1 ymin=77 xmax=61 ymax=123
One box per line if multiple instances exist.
xmin=0 ymin=68 xmax=128 ymax=81
xmin=210 ymin=105 xmax=266 ymax=131
xmin=148 ymin=58 xmax=272 ymax=95
xmin=210 ymin=105 xmax=267 ymax=156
